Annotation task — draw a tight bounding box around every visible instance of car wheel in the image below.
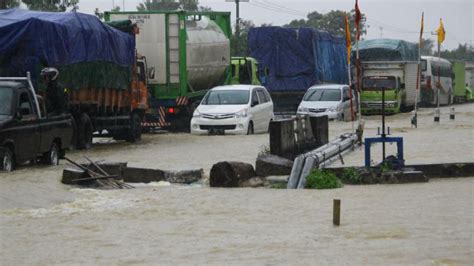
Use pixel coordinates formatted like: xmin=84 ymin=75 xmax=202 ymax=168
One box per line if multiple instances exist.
xmin=43 ymin=142 xmax=60 ymax=166
xmin=0 ymin=147 xmax=14 ymax=172
xmin=247 ymin=121 xmax=254 ymax=135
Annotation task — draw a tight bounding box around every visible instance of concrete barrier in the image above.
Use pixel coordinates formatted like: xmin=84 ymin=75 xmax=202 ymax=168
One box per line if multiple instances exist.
xmin=269 ymin=115 xmax=329 ymax=159
xmin=255 ymin=154 xmax=293 ymax=177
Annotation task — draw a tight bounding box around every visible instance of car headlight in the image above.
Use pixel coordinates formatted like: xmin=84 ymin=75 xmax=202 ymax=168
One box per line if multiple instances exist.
xmin=336 ymin=106 xmax=343 ymax=112
xmin=327 ymin=107 xmax=336 ymax=112
xmin=234 ymin=108 xmax=248 ymax=118
xmin=297 ymin=107 xmax=308 ymax=113
xmin=192 ymin=109 xmax=201 ymax=118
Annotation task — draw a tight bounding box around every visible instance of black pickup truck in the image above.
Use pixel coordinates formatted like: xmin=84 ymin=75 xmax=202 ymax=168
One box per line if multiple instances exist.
xmin=0 ymin=75 xmax=74 ymax=171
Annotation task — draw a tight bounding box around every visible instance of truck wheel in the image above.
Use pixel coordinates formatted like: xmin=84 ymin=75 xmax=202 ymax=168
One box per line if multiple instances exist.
xmin=42 ymin=142 xmax=60 ymax=166
xmin=0 ymin=147 xmax=14 ymax=172
xmin=78 ymin=113 xmax=93 ymax=149
xmin=127 ymin=113 xmax=142 ymax=143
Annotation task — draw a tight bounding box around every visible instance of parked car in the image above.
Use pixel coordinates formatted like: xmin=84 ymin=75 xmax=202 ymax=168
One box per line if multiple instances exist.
xmin=0 ymin=76 xmax=74 ymax=171
xmin=191 ymin=85 xmax=274 ymax=135
xmin=296 ymin=84 xmax=357 ymax=121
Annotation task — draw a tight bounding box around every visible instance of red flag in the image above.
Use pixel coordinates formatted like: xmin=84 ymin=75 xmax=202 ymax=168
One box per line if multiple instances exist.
xmin=355 ymin=0 xmax=362 ymax=40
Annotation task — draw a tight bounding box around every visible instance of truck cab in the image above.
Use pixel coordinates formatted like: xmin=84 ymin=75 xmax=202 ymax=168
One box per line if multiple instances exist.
xmin=0 ymin=76 xmax=73 ymax=171
xmin=230 ymin=57 xmax=261 ymax=85
xmin=360 ymin=75 xmax=402 ymax=114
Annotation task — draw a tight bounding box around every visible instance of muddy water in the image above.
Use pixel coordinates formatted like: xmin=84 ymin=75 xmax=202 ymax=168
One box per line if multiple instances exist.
xmin=0 ymin=103 xmax=473 ymax=264
xmin=1 ymin=179 xmax=472 ymax=264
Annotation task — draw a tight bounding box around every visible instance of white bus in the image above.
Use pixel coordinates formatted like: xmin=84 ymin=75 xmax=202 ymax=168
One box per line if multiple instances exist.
xmin=420 ymin=56 xmax=453 ymax=106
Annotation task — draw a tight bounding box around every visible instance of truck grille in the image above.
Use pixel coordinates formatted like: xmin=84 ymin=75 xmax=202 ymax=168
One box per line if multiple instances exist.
xmin=202 ymin=113 xmax=234 ymax=119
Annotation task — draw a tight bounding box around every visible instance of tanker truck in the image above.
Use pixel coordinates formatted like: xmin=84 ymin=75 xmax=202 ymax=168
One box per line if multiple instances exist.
xmin=105 ymin=11 xmax=233 ymax=131
xmin=0 ymin=9 xmax=148 ymax=149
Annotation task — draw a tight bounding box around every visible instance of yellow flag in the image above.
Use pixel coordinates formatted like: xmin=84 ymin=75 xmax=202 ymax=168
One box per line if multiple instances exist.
xmin=437 ymin=18 xmax=445 ymax=45
xmin=344 ymin=14 xmax=352 ymax=65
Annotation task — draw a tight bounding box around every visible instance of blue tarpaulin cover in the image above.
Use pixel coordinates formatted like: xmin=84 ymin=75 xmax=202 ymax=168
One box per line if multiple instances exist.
xmin=0 ymin=9 xmax=135 ymax=90
xmin=352 ymin=39 xmax=419 ymax=62
xmin=248 ymin=27 xmax=348 ymax=92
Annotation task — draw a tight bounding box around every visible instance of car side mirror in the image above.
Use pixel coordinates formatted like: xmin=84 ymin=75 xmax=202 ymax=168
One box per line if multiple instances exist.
xmin=251 ymin=100 xmax=258 ymax=107
xmin=16 ymin=111 xmax=22 ymax=120
xmin=344 ymin=96 xmax=350 ymax=102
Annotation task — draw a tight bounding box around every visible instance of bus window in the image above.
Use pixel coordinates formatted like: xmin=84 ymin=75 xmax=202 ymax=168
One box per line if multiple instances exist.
xmin=421 ymin=59 xmax=427 ymax=72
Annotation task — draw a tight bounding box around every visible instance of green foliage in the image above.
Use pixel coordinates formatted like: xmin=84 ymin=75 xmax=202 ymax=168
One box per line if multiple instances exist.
xmin=0 ymin=0 xmax=20 ymax=9
xmin=440 ymin=44 xmax=474 ymax=61
xmin=94 ymin=6 xmax=120 ymax=21
xmin=305 ymin=169 xmax=342 ymax=189
xmin=1 ymin=0 xmax=79 ymax=11
xmin=231 ymin=19 xmax=254 ymax=57
xmin=137 ymin=0 xmax=200 ymax=11
xmin=22 ymin=0 xmax=79 ymax=11
xmin=284 ymin=9 xmax=367 ymax=41
xmin=379 ymin=161 xmax=392 ymax=173
xmin=341 ymin=167 xmax=361 ymax=183
xmin=270 ymin=183 xmax=287 ymax=189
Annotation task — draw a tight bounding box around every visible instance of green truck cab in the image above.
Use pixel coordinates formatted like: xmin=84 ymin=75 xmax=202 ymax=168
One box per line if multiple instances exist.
xmin=230 ymin=57 xmax=261 ymax=85
xmin=359 ymin=61 xmax=418 ymax=114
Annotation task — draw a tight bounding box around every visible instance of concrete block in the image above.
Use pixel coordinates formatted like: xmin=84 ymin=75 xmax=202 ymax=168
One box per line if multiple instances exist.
xmin=255 ymin=154 xmax=293 ymax=177
xmin=123 ymin=167 xmax=165 ymax=183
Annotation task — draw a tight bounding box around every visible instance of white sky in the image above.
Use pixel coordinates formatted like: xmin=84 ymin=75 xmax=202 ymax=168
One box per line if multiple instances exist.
xmin=76 ymin=0 xmax=473 ymax=50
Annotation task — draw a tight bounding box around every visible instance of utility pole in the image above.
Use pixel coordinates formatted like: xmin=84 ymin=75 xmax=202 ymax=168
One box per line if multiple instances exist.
xmin=226 ymin=0 xmax=249 ymax=38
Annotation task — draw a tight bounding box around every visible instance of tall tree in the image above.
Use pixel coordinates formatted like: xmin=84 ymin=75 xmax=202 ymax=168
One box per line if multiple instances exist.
xmin=21 ymin=0 xmax=79 ymax=11
xmin=94 ymin=6 xmax=120 ymax=21
xmin=285 ymin=9 xmax=367 ymax=41
xmin=0 ymin=0 xmax=20 ymax=9
xmin=231 ymin=19 xmax=254 ymax=57
xmin=440 ymin=43 xmax=474 ymax=61
xmin=137 ymin=0 xmax=200 ymax=11
xmin=421 ymin=38 xmax=434 ymax=56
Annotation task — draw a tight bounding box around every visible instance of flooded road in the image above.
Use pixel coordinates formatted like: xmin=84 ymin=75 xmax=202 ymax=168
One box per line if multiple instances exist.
xmin=1 ymin=103 xmax=473 ymax=264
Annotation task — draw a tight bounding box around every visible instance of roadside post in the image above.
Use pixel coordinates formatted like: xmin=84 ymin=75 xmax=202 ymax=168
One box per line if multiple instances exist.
xmin=333 ymin=199 xmax=341 ymax=226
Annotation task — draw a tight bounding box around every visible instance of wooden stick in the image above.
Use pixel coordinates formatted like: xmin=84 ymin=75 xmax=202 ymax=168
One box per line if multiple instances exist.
xmin=72 ymin=175 xmax=119 ymax=182
xmin=333 ymin=199 xmax=341 ymax=226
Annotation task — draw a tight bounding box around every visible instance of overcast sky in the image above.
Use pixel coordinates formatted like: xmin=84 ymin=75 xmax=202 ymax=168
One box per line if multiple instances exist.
xmin=77 ymin=0 xmax=473 ymax=50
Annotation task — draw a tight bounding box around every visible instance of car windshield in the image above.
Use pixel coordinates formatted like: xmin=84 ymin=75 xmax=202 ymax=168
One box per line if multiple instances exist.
xmin=201 ymin=90 xmax=250 ymax=105
xmin=363 ymin=77 xmax=397 ymax=90
xmin=0 ymin=87 xmax=13 ymax=115
xmin=303 ymin=89 xmax=341 ymax=101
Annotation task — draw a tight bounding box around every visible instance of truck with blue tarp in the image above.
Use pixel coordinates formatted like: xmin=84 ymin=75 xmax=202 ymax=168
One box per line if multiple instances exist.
xmin=0 ymin=9 xmax=148 ymax=149
xmin=352 ymin=39 xmax=420 ymax=114
xmin=248 ymin=26 xmax=349 ymax=114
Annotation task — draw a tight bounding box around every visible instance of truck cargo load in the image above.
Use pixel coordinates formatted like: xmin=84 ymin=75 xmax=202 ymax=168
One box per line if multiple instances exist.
xmin=0 ymin=8 xmax=135 ymax=91
xmin=0 ymin=9 xmax=148 ymax=149
xmin=353 ymin=38 xmax=419 ymax=62
xmin=248 ymin=27 xmax=348 ymax=113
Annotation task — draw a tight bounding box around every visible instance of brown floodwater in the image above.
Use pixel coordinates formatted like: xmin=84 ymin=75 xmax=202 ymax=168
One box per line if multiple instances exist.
xmin=0 ymin=103 xmax=473 ymax=264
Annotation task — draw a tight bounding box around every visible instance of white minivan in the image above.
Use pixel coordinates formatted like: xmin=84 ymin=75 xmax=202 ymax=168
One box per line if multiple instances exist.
xmin=191 ymin=85 xmax=274 ymax=135
xmin=297 ymin=84 xmax=357 ymax=121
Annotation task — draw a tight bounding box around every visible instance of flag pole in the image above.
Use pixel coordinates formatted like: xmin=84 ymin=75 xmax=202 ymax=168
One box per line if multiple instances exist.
xmin=354 ymin=0 xmax=362 ymax=124
xmin=412 ymin=12 xmax=423 ymax=128
xmin=345 ymin=13 xmax=355 ymax=132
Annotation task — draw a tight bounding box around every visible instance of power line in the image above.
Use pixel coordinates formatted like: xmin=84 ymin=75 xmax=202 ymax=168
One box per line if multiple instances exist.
xmin=248 ymin=1 xmax=306 ymax=17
